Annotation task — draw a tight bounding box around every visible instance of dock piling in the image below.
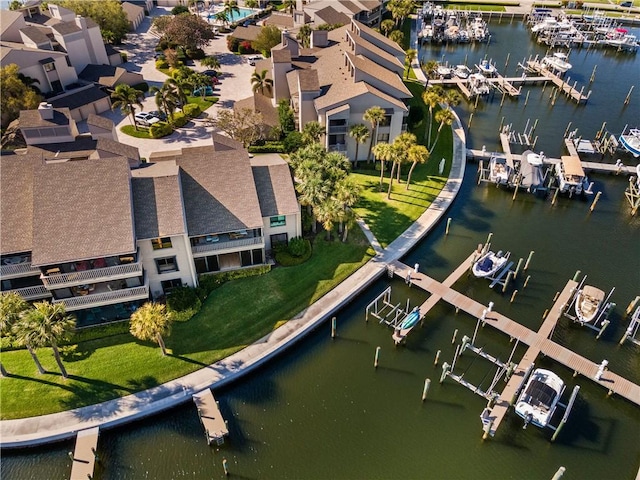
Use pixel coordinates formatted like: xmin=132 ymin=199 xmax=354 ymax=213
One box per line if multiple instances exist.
xmin=572 ymin=270 xmax=581 ymax=282
xmin=510 ymin=290 xmax=518 ymax=303
xmin=624 ymin=85 xmax=634 ymax=106
xmin=223 ymin=458 xmax=229 ymax=476
xmin=331 ymin=317 xmax=336 ymax=338
xmin=502 ymin=271 xmax=513 ymax=293
xmin=434 ymin=349 xmax=441 ymax=366
xmin=422 ymin=378 xmax=431 ymax=401
xmin=446 ymin=217 xmax=452 ymax=235
xmin=523 ymin=275 xmax=531 ymax=289
xmin=374 ymin=346 xmax=381 ymax=368
xmin=440 ymin=362 xmax=451 ymax=383
xmin=514 ymin=258 xmax=523 ymax=278
xmin=523 ymin=251 xmax=534 ymax=271
xmin=589 ymin=191 xmax=602 ymax=212
xmin=596 ymin=320 xmax=610 ymax=340
xmin=451 ymin=328 xmax=459 ymax=344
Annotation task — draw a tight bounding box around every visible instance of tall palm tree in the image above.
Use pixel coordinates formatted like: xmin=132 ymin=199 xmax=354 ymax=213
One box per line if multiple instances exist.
xmin=251 ymin=69 xmax=273 ymax=96
xmin=391 ymin=132 xmax=416 ymax=185
xmin=111 ymin=84 xmax=144 ymax=130
xmin=372 ymin=141 xmax=394 ymax=192
xmin=334 ymin=176 xmax=361 ymax=241
xmin=214 ymin=11 xmax=229 ymax=27
xmin=201 ymin=55 xmax=221 ymax=71
xmin=130 ymin=302 xmax=173 ymax=356
xmin=363 ymin=106 xmax=386 ymax=163
xmin=380 ymin=19 xmax=395 ymax=37
xmin=422 ymin=86 xmax=443 ymax=146
xmin=315 ymin=198 xmax=342 ymax=240
xmin=348 ymin=123 xmax=369 ymax=168
xmin=431 ymin=108 xmax=455 ymax=152
xmin=389 ymin=30 xmax=404 ymax=47
xmin=167 ymin=76 xmax=192 ymax=109
xmin=406 ymin=144 xmax=430 ymax=190
xmin=191 ymin=72 xmax=212 ymax=98
xmin=0 ymin=292 xmax=31 ymax=376
xmin=404 ymin=49 xmax=417 ymax=79
xmin=15 ymin=302 xmax=75 ymax=378
xmin=422 ymin=59 xmax=439 ymax=81
xmin=150 ymin=83 xmax=179 ymax=124
xmin=223 ymin=0 xmax=240 ymax=22
xmin=302 ymin=121 xmax=324 ymax=145
xmin=296 ymin=24 xmax=312 ymax=48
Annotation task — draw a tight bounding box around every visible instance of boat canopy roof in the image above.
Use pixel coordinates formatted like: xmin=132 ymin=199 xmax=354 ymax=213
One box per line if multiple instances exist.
xmin=561 ymin=155 xmax=585 ymax=176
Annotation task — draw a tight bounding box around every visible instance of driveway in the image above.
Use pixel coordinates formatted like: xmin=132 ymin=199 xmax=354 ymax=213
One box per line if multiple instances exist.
xmin=79 ymin=6 xmax=257 ymax=159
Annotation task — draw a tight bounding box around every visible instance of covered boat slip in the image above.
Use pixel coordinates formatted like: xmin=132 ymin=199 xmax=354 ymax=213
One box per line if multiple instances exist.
xmin=560 ymin=155 xmax=585 ymax=180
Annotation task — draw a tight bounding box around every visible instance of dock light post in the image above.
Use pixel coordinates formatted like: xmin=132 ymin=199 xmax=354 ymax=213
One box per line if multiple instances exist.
xmin=414 ymin=263 xmax=419 ymax=273
xmin=594 ymin=360 xmax=608 ymax=381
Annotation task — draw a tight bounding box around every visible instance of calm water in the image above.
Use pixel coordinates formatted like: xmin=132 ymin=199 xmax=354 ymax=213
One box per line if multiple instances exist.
xmin=3 ymin=20 xmax=640 ymax=480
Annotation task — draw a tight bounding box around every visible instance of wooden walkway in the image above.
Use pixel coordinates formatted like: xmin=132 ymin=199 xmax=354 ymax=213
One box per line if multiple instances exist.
xmin=525 ymin=61 xmax=590 ymax=103
xmin=193 ymin=389 xmax=228 ymax=445
xmin=70 ymin=427 xmax=99 ymax=480
xmin=493 ymin=72 xmax=521 ymax=97
xmin=388 ymin=256 xmax=640 ymax=437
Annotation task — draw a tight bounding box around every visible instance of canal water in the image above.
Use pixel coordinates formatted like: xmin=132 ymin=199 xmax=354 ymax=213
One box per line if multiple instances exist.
xmin=4 ymin=19 xmax=639 ymax=480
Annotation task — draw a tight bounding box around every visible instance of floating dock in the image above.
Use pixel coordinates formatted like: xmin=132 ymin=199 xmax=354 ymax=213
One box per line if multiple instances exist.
xmin=193 ymin=389 xmax=228 ymax=445
xmin=387 ymin=255 xmax=640 ymax=438
xmin=69 ymin=427 xmax=99 ymax=480
xmin=523 ymin=59 xmax=590 ymax=103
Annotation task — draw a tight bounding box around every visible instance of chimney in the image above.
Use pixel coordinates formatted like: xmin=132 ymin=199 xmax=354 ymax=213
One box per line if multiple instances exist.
xmin=311 ymin=30 xmax=328 ymax=48
xmin=38 ymin=102 xmax=54 ymax=120
xmin=75 ymin=15 xmax=87 ymax=30
xmin=281 ymin=30 xmax=299 ymax=58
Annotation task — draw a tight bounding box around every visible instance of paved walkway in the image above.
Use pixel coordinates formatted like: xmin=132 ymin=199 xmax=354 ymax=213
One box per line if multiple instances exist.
xmin=0 ymin=13 xmax=469 ymax=449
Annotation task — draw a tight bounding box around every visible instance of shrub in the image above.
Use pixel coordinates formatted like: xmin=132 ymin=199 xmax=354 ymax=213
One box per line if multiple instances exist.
xmin=275 ymin=238 xmax=312 ymax=266
xmin=120 ymin=52 xmax=128 ymax=62
xmin=173 ymin=112 xmax=188 ymax=127
xmin=157 ymin=38 xmax=177 ymax=51
xmin=186 ymin=48 xmax=206 ymax=59
xmin=166 ymin=286 xmax=201 ymax=313
xmin=171 ymin=5 xmax=189 ymax=15
xmin=227 ymin=36 xmax=240 ymax=52
xmin=183 ymin=103 xmax=201 ymax=118
xmin=248 ymin=142 xmax=285 ymax=153
xmin=283 ymin=131 xmax=303 ymax=153
xmin=132 ymin=82 xmax=149 ymax=93
xmin=149 ymin=122 xmax=173 ymax=138
xmin=155 ymin=58 xmax=169 ymax=70
xmin=288 ymin=236 xmax=308 ymax=257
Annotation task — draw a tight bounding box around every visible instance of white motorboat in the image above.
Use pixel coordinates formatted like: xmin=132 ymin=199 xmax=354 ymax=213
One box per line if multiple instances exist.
xmin=619 ymin=127 xmax=640 ymax=158
xmin=555 ymin=155 xmax=588 ymax=195
xmin=437 ymin=65 xmax=453 ymax=78
xmin=454 ymin=64 xmax=472 ymax=79
xmin=472 ymin=250 xmax=508 ymax=278
xmin=541 ymin=52 xmax=572 ymax=73
xmin=469 ymin=73 xmax=491 ymax=96
xmin=515 ymin=369 xmax=565 ymax=429
xmin=575 ymin=285 xmax=605 ymax=324
xmin=488 ymin=155 xmax=512 ymax=184
xmin=477 ymin=59 xmax=497 ymax=76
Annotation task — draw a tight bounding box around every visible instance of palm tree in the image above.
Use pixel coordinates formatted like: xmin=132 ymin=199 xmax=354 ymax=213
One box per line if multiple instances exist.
xmin=201 ymin=55 xmax=221 ymax=71
xmin=431 ymin=108 xmax=455 ymax=152
xmin=380 ymin=19 xmax=395 ymax=37
xmin=422 ymin=86 xmax=443 ymax=146
xmin=191 ymin=72 xmax=212 ymax=98
xmin=15 ymin=302 xmax=75 ymax=378
xmin=391 ymin=132 xmax=416 ymax=184
xmin=302 ymin=121 xmax=324 ymax=145
xmin=372 ymin=142 xmax=394 ymax=192
xmin=283 ymin=0 xmax=296 ymax=14
xmin=422 ymin=59 xmax=440 ymax=81
xmin=150 ymin=83 xmax=179 ymax=124
xmin=404 ymin=49 xmax=417 ymax=80
xmin=223 ymin=0 xmax=240 ymax=21
xmin=334 ymin=176 xmax=361 ymax=241
xmin=349 ymin=123 xmax=369 ymax=168
xmin=389 ymin=30 xmax=404 ymax=47
xmin=129 ymin=302 xmax=173 ymax=356
xmin=406 ymin=144 xmax=430 ymax=190
xmin=0 ymin=292 xmax=31 ymax=376
xmin=251 ymin=69 xmax=273 ymax=96
xmin=214 ymin=11 xmax=229 ymax=26
xmin=111 ymin=84 xmax=144 ymax=130
xmin=167 ymin=76 xmax=192 ymax=109
xmin=315 ymin=198 xmax=342 ymax=240
xmin=245 ymin=0 xmax=258 ymax=8
xmin=296 ymin=24 xmax=312 ymax=48
xmin=363 ymin=106 xmax=386 ymax=163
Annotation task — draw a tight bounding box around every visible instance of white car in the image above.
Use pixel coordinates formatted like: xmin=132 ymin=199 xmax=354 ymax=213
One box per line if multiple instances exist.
xmin=134 ymin=112 xmax=160 ymax=127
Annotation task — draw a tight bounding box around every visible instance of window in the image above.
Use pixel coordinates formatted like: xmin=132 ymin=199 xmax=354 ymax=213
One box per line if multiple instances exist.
xmin=43 ymin=62 xmax=56 ymax=72
xmin=270 ymin=215 xmax=286 ymax=227
xmin=271 ymin=233 xmax=288 ymax=248
xmin=155 ymin=257 xmax=178 ymax=274
xmin=152 ymin=237 xmax=173 ymax=250
xmin=379 ymin=115 xmax=392 ymax=127
xmin=161 ymin=279 xmax=182 ymax=294
xmin=377 ymin=133 xmax=390 ymax=143
xmin=65 ymin=56 xmax=72 ymax=67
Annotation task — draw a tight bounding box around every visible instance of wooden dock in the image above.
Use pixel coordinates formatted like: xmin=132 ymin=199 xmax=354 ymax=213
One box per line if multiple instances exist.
xmin=69 ymin=427 xmax=99 ymax=480
xmin=388 ymin=256 xmax=640 ymax=437
xmin=193 ymin=388 xmax=228 ymax=445
xmin=525 ymin=60 xmax=590 ymax=103
xmin=493 ymin=72 xmax=521 ymax=97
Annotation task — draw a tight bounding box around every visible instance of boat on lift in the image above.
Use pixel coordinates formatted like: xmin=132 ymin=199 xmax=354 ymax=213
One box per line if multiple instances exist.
xmin=515 ymin=368 xmax=566 ymax=429
xmin=575 ymin=285 xmax=606 ymax=324
xmin=472 ymin=250 xmax=509 ymax=278
xmin=477 ymin=59 xmax=497 ymax=76
xmin=488 ymin=155 xmax=512 ymax=185
xmin=436 ymin=64 xmax=454 ymax=78
xmin=555 ymin=155 xmax=589 ymax=195
xmin=619 ymin=127 xmax=640 ymax=158
xmin=454 ymin=64 xmax=472 ymax=79
xmin=469 ymin=73 xmax=491 ymax=96
xmin=541 ymin=52 xmax=572 ymax=73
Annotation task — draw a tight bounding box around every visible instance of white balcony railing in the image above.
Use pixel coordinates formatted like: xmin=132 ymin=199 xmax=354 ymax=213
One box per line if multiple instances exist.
xmin=11 ymin=285 xmax=52 ymax=301
xmin=192 ymin=236 xmax=263 ymax=255
xmin=41 ymin=263 xmax=143 ymax=289
xmin=53 ymin=285 xmax=149 ymax=311
xmin=0 ymin=262 xmax=42 ymax=279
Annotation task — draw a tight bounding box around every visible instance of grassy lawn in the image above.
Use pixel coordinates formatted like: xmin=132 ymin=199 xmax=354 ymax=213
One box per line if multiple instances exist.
xmin=121 ymin=124 xmax=152 ymax=138
xmin=186 ymin=95 xmax=218 ymax=111
xmin=0 ymin=234 xmax=372 ymax=419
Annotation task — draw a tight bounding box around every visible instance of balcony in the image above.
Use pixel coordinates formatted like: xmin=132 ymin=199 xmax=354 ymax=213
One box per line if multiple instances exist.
xmin=53 ymin=284 xmax=149 ymax=311
xmin=192 ymin=235 xmax=263 ymax=256
xmin=328 ymin=143 xmax=347 ymax=153
xmin=12 ymin=285 xmax=52 ymax=301
xmin=328 ymin=125 xmax=348 ymax=134
xmin=1 ymin=259 xmax=41 ymax=280
xmin=41 ymin=262 xmax=144 ymax=289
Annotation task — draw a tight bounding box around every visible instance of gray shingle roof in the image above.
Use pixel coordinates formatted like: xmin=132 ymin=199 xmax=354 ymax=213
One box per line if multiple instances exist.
xmin=251 ymin=163 xmax=299 ymax=218
xmin=86 ymin=113 xmax=115 ymax=131
xmin=50 ymin=20 xmax=81 ymax=36
xmin=0 ymin=154 xmax=37 ymax=255
xmin=351 ymin=19 xmax=405 ymax=56
xmin=177 ymin=150 xmax=263 ymax=236
xmin=314 ymin=6 xmax=351 ymax=26
xmin=31 ymin=157 xmax=136 ymax=265
xmin=19 ymin=25 xmax=51 ymax=45
xmin=272 ymin=48 xmax=292 ymax=64
xmin=131 ymin=166 xmax=186 ymax=240
xmin=19 ymin=107 xmax=72 ymax=129
xmin=49 ymin=85 xmax=110 ymax=111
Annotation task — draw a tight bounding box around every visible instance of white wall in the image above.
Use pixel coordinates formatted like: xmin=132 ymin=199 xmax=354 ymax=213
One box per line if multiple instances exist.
xmin=262 ymin=212 xmax=302 ymax=251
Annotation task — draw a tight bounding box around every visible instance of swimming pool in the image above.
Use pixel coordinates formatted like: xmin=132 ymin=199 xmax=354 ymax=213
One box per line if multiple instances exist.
xmin=207 ymin=7 xmax=255 ymax=24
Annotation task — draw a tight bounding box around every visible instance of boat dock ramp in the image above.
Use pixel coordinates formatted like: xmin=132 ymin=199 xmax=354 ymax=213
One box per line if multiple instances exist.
xmin=383 ymin=253 xmax=640 ymax=439
xmin=69 ymin=427 xmax=99 ymax=480
xmin=193 ymin=389 xmax=228 ymax=446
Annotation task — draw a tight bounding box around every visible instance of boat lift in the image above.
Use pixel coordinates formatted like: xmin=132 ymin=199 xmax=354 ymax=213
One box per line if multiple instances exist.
xmin=619 ymin=297 xmax=640 ymax=346
xmin=365 ymin=287 xmax=423 ymax=345
xmin=563 ymin=275 xmax=616 ymax=337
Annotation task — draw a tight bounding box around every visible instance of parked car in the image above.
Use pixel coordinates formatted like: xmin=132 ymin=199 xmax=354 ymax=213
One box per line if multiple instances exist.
xmin=193 ymin=86 xmax=214 ymax=96
xmin=202 ymin=70 xmax=218 ymax=77
xmin=149 ymin=110 xmax=167 ymax=121
xmin=134 ymin=112 xmax=160 ymax=127
xmin=620 ymin=1 xmax=632 ymax=6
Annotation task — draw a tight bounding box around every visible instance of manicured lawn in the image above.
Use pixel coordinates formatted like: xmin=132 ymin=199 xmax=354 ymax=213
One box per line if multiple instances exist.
xmin=0 ymin=233 xmax=372 ymax=419
xmin=121 ymin=124 xmax=153 ymax=138
xmin=186 ymin=95 xmax=218 ymax=111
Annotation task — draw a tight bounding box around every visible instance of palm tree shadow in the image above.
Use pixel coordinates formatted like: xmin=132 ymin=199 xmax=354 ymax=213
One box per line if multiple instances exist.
xmin=2 ymin=372 xmax=76 ymax=392
xmin=169 ymin=353 xmax=210 ymax=368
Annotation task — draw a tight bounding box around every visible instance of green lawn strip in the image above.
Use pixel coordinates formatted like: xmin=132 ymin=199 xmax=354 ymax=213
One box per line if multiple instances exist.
xmin=186 ymin=95 xmax=218 ymax=111
xmin=120 ymin=125 xmax=152 ymax=138
xmin=0 ymin=233 xmax=372 ymax=419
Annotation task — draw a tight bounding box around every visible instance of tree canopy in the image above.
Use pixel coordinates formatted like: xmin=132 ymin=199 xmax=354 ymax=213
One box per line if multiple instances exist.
xmin=49 ymin=0 xmax=129 ymax=44
xmin=154 ymin=13 xmax=216 ymax=51
xmin=1 ymin=64 xmax=42 ymax=128
xmin=252 ymin=25 xmax=282 ymax=57
xmin=208 ymin=108 xmax=265 ymax=147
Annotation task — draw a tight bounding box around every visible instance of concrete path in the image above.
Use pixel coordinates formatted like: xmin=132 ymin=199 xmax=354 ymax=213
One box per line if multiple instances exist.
xmin=0 ymin=11 xmax=469 ymax=449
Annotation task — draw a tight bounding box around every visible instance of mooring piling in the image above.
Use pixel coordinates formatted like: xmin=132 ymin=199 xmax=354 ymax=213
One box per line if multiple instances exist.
xmin=331 ymin=317 xmax=336 ymax=338
xmin=374 ymin=346 xmax=381 ymax=368
xmin=422 ymin=378 xmax=431 ymax=401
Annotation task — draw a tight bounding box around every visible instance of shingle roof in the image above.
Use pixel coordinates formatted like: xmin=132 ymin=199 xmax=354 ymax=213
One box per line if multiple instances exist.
xmin=264 ymin=13 xmax=294 ymax=29
xmin=19 ymin=107 xmax=72 ymax=128
xmin=297 ymin=69 xmax=320 ymax=91
xmin=49 ymin=85 xmax=110 ymax=111
xmin=251 ymin=163 xmax=299 ymax=218
xmin=86 ymin=113 xmax=115 ymax=131
xmin=0 ymin=154 xmax=37 ymax=255
xmin=314 ymin=80 xmax=407 ymax=112
xmin=131 ymin=165 xmax=186 ymax=240
xmin=50 ymin=20 xmax=81 ymax=35
xmin=79 ymin=64 xmax=126 ymax=86
xmin=177 ymin=150 xmax=263 ymax=236
xmin=19 ymin=25 xmax=51 ymax=44
xmin=346 ymin=51 xmax=411 ymax=97
xmin=271 ymin=48 xmax=292 ymax=64
xmin=346 ymin=29 xmax=404 ymax=70
xmin=230 ymin=25 xmax=262 ymax=42
xmin=351 ymin=19 xmax=405 ymax=56
xmin=31 ymin=158 xmax=136 ymax=265
xmin=122 ymin=1 xmax=144 ymax=20
xmin=234 ymin=93 xmax=279 ymax=127
xmin=211 ymin=132 xmax=244 ymax=151
xmin=314 ymin=6 xmax=351 ymax=26
xmin=25 ymin=136 xmax=139 ymax=162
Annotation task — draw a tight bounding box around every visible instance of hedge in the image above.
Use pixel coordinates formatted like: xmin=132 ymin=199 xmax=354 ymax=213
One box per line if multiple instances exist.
xmin=173 ymin=112 xmax=188 ymax=127
xmin=248 ymin=142 xmax=285 ymax=153
xmin=150 ymin=122 xmax=172 ymax=138
xmin=182 ymin=103 xmax=201 ymax=118
xmin=274 ymin=238 xmax=312 ymax=266
xmin=155 ymin=58 xmax=169 ymax=70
